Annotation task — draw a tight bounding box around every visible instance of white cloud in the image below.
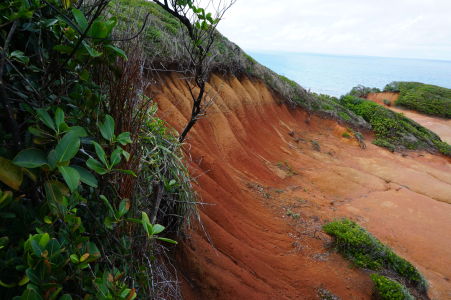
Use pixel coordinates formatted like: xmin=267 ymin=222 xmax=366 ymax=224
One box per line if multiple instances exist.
xmin=216 ymin=0 xmax=451 ymax=60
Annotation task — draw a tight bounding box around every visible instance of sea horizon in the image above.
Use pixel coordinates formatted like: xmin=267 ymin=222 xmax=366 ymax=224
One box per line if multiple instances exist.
xmin=248 ymin=50 xmax=451 ymax=97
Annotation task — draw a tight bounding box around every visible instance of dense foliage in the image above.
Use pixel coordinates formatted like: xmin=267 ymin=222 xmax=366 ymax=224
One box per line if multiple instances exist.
xmin=323 ymin=219 xmax=427 ymax=297
xmin=384 ymin=81 xmax=451 ymax=118
xmin=348 ymin=85 xmax=381 ymax=98
xmin=0 ymin=0 xmax=195 ymax=298
xmin=371 ymin=274 xmax=414 ymax=300
xmin=340 ymin=95 xmax=451 ymax=155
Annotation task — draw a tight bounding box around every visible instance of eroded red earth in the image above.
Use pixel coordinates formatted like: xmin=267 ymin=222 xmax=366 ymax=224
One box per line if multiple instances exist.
xmin=150 ymin=74 xmax=451 ymax=299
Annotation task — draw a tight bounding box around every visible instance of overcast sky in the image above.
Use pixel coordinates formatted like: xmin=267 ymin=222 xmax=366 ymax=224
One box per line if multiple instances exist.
xmin=216 ymin=0 xmax=451 ymax=61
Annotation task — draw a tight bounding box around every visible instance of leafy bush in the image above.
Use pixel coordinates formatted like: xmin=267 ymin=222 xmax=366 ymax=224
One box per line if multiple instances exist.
xmin=0 ymin=1 xmax=193 ymax=298
xmin=323 ymin=219 xmax=427 ymax=292
xmin=384 ymin=82 xmax=451 ymax=118
xmin=348 ymin=85 xmax=381 ymax=98
xmin=371 ymin=274 xmax=414 ymax=300
xmin=339 ymin=95 xmax=451 ymax=155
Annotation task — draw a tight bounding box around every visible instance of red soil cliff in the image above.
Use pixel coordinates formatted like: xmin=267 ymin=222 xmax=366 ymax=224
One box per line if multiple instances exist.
xmin=150 ymin=73 xmax=451 ymax=300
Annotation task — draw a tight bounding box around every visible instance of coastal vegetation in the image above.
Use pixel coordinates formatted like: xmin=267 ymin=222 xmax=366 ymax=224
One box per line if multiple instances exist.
xmin=0 ymin=0 xmax=198 ymax=298
xmin=340 ymin=95 xmax=451 ymax=155
xmin=384 ymin=81 xmax=451 ymax=118
xmin=324 ymin=219 xmax=427 ymax=298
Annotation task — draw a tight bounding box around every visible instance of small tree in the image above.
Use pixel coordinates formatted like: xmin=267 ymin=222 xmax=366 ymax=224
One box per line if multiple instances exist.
xmin=152 ymin=0 xmax=235 ymax=142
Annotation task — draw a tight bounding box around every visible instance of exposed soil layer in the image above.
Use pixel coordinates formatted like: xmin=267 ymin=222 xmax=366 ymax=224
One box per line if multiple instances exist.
xmin=367 ymin=92 xmax=451 ymax=143
xmin=150 ymin=74 xmax=451 ymax=300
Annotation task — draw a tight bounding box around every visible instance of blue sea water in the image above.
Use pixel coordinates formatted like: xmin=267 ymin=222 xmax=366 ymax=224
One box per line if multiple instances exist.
xmin=248 ymin=51 xmax=451 ymax=97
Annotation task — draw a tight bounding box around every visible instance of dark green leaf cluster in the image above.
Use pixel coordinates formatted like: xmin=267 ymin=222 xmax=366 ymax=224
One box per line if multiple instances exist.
xmin=0 ymin=1 xmax=187 ymax=299
xmin=323 ymin=220 xmax=427 ymax=293
xmin=340 ymin=95 xmax=451 ymax=155
xmin=384 ymin=81 xmax=451 ymax=118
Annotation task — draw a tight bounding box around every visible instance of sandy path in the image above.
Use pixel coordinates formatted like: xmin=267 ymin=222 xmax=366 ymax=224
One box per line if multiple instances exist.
xmin=151 ymin=74 xmax=451 ymax=299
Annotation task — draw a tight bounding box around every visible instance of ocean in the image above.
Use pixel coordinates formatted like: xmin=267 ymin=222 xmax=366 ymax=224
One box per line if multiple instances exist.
xmin=248 ymin=51 xmax=451 ymax=97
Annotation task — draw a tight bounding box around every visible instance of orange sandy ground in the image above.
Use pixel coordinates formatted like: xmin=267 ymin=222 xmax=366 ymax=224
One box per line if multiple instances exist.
xmin=150 ymin=74 xmax=451 ymax=300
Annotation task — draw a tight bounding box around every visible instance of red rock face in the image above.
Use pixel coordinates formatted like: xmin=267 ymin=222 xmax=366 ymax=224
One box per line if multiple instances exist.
xmin=150 ymin=73 xmax=451 ymax=300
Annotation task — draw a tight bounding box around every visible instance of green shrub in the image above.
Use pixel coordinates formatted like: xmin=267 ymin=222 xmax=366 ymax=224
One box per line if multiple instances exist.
xmin=0 ymin=1 xmax=192 ymax=298
xmin=383 ymin=99 xmax=391 ymax=106
xmin=384 ymin=82 xmax=451 ymax=118
xmin=348 ymin=85 xmax=381 ymax=98
xmin=323 ymin=219 xmax=427 ymax=291
xmin=340 ymin=95 xmax=450 ymax=155
xmin=371 ymin=274 xmax=414 ymax=300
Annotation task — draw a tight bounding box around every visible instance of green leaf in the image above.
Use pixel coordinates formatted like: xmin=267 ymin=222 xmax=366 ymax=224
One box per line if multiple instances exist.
xmin=13 ymin=148 xmax=47 ymax=168
xmin=25 ymin=269 xmax=40 ymax=285
xmin=116 ymin=132 xmax=132 ymax=145
xmin=152 ymin=224 xmax=165 ymax=235
xmin=70 ymin=254 xmax=79 ymax=264
xmin=0 ymin=279 xmax=16 ymax=288
xmin=58 ymin=166 xmax=80 ymax=192
xmin=59 ymin=294 xmax=73 ymax=300
xmin=47 ymin=150 xmax=58 ymax=170
xmin=72 ymin=166 xmax=97 ymax=187
xmin=118 ymin=199 xmax=130 ymax=217
xmin=91 ymin=141 xmax=108 ymax=166
xmin=55 ymin=131 xmax=80 ymax=162
xmin=18 ymin=275 xmax=29 ymax=286
xmin=121 ymin=149 xmax=130 ymax=161
xmin=99 ymin=114 xmax=115 ymax=141
xmin=110 ymin=147 xmax=122 ymax=167
xmin=100 ymin=195 xmax=115 ymax=216
xmin=105 ymin=44 xmax=127 ymax=59
xmin=156 ymin=237 xmax=178 ymax=244
xmin=61 ymin=0 xmax=72 ymax=9
xmin=67 ymin=126 xmax=87 ymax=137
xmin=21 ymin=283 xmax=43 ymax=300
xmin=39 ymin=233 xmax=50 ymax=248
xmin=88 ymin=20 xmax=108 ymax=39
xmin=0 ymin=157 xmax=23 ymax=190
xmin=54 ymin=108 xmax=65 ymax=131
xmin=88 ymin=242 xmax=101 ymax=258
xmin=82 ymin=40 xmax=102 ymax=57
xmin=72 ymin=8 xmax=88 ymax=31
xmin=141 ymin=212 xmax=151 ymax=236
xmin=44 ymin=180 xmax=69 ymax=204
xmin=36 ymin=108 xmax=55 ymax=131
xmin=86 ymin=158 xmax=107 ymax=175
xmin=10 ymin=50 xmax=29 ymax=64
xmin=30 ymin=240 xmax=42 ymax=256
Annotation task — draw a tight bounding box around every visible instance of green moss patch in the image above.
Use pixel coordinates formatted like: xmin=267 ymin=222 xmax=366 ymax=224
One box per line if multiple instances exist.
xmin=323 ymin=219 xmax=427 ymax=292
xmin=371 ymin=274 xmax=414 ymax=300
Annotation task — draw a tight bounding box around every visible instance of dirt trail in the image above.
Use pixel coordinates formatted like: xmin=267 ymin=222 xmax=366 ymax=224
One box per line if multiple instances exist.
xmin=150 ymin=74 xmax=451 ymax=300
xmin=367 ymin=92 xmax=451 ymax=143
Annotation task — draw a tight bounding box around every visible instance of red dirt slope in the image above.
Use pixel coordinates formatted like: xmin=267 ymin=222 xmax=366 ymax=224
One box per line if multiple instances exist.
xmin=150 ymin=73 xmax=451 ymax=300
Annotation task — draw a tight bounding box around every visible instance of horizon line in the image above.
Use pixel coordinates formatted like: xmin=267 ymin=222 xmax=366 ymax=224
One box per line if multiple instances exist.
xmin=245 ymin=49 xmax=451 ymax=63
